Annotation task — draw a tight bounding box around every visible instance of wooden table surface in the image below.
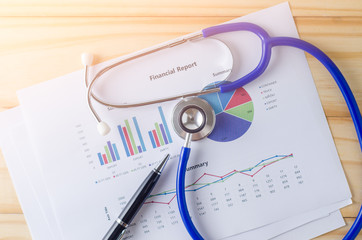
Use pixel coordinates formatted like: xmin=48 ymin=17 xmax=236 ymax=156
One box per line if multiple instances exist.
xmin=0 ymin=0 xmax=361 ymax=239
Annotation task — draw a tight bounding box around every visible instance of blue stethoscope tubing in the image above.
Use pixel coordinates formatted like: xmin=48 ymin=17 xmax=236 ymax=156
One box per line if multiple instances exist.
xmin=176 ymin=22 xmax=362 ymax=240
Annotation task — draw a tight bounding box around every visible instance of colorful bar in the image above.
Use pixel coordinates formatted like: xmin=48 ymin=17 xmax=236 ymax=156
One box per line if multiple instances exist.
xmin=155 ymin=123 xmax=165 ymax=146
xmin=159 ymin=124 xmax=169 ymax=144
xmin=137 ymin=146 xmax=142 ymax=153
xmin=152 ymin=130 xmax=161 ymax=147
xmin=123 ymin=127 xmax=134 ymax=155
xmin=148 ymin=131 xmax=156 ymax=148
xmin=112 ymin=143 xmax=120 ymax=160
xmin=104 ymin=146 xmax=112 ymax=163
xmin=118 ymin=125 xmax=130 ymax=157
xmin=125 ymin=120 xmax=138 ymax=154
xmin=158 ymin=106 xmax=173 ymax=143
xmin=107 ymin=141 xmax=116 ymax=162
xmin=97 ymin=153 xmax=104 ymax=165
xmin=133 ymin=117 xmax=146 ymax=152
xmin=102 ymin=154 xmax=108 ymax=164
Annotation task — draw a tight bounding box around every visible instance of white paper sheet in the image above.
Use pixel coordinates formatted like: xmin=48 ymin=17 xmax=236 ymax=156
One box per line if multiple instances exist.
xmin=15 ymin=2 xmax=351 ymax=240
xmin=0 ymin=107 xmax=349 ymax=240
xmin=224 ymin=200 xmax=348 ymax=239
xmin=0 ymin=108 xmax=56 ymax=240
xmin=272 ymin=211 xmax=345 ymax=240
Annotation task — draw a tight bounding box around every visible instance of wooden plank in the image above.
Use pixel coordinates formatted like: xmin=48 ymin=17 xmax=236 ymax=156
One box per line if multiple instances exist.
xmin=0 ymin=151 xmax=22 ymax=213
xmin=296 ymin=16 xmax=362 ymax=117
xmin=295 ymin=17 xmax=362 ymax=116
xmin=309 ymin=56 xmax=362 ymax=117
xmin=0 ymin=17 xmax=361 ymax=117
xmin=0 ymin=0 xmax=361 ymax=17
xmin=328 ymin=117 xmax=362 ymax=217
xmin=0 ymin=213 xmax=358 ymax=239
xmin=0 ymin=214 xmax=31 ymax=240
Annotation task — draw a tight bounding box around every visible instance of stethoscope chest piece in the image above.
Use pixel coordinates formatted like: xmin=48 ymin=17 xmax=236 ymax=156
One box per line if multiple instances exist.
xmin=172 ymin=97 xmax=216 ymax=141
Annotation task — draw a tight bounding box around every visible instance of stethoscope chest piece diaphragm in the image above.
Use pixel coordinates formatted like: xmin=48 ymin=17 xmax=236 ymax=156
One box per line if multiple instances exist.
xmin=172 ymin=97 xmax=216 ymax=141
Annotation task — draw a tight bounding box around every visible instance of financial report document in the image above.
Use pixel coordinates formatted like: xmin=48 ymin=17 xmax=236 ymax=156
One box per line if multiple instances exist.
xmin=0 ymin=107 xmax=348 ymax=240
xmin=16 ymin=3 xmax=351 ymax=240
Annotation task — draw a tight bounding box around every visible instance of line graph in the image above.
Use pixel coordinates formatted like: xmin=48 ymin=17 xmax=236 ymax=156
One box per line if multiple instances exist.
xmin=144 ymin=154 xmax=293 ymax=205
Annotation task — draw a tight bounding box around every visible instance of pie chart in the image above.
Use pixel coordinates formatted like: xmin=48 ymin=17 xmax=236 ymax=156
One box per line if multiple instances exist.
xmin=199 ymin=87 xmax=254 ymax=142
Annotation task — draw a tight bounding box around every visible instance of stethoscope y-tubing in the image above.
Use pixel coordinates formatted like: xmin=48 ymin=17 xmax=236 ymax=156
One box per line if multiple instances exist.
xmin=176 ymin=23 xmax=362 ymax=240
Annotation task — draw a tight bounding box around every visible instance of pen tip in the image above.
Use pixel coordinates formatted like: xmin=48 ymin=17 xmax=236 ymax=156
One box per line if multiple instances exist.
xmin=155 ymin=154 xmax=170 ymax=174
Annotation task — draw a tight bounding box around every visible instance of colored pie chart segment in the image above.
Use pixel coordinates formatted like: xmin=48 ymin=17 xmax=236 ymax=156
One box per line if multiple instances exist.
xmin=199 ymin=87 xmax=254 ymax=142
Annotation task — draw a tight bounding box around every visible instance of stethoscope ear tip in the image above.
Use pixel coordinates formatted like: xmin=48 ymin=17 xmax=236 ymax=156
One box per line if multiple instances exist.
xmin=81 ymin=52 xmax=94 ymax=67
xmin=97 ymin=121 xmax=111 ymax=136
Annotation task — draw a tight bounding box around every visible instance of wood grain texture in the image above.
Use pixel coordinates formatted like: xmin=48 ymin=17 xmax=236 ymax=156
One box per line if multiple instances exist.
xmin=0 ymin=215 xmax=360 ymax=240
xmin=0 ymin=214 xmax=31 ymax=240
xmin=0 ymin=0 xmax=361 ymax=17
xmin=0 ymin=1 xmax=361 ymax=239
xmin=328 ymin=117 xmax=362 ymax=217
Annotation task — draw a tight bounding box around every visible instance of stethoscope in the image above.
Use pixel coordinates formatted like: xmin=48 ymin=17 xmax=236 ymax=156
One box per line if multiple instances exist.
xmin=82 ymin=22 xmax=362 ymax=239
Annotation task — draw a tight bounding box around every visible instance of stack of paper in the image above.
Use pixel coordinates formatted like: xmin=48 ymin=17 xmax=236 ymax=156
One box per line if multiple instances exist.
xmin=0 ymin=3 xmax=352 ymax=240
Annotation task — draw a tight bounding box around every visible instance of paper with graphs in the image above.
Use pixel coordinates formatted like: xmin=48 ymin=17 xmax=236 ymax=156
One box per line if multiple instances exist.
xmin=12 ymin=3 xmax=351 ymax=240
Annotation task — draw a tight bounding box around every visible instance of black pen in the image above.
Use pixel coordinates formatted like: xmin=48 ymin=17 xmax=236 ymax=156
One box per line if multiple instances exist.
xmin=103 ymin=154 xmax=170 ymax=240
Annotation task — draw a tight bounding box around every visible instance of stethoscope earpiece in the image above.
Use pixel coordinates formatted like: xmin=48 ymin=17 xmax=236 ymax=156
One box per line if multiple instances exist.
xmin=81 ymin=52 xmax=94 ymax=67
xmin=97 ymin=121 xmax=111 ymax=136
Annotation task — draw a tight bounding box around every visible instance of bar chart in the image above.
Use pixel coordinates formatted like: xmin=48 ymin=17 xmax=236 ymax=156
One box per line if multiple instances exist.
xmin=118 ymin=117 xmax=147 ymax=157
xmin=96 ymin=106 xmax=173 ymax=162
xmin=148 ymin=106 xmax=173 ymax=148
xmin=97 ymin=141 xmax=121 ymax=165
